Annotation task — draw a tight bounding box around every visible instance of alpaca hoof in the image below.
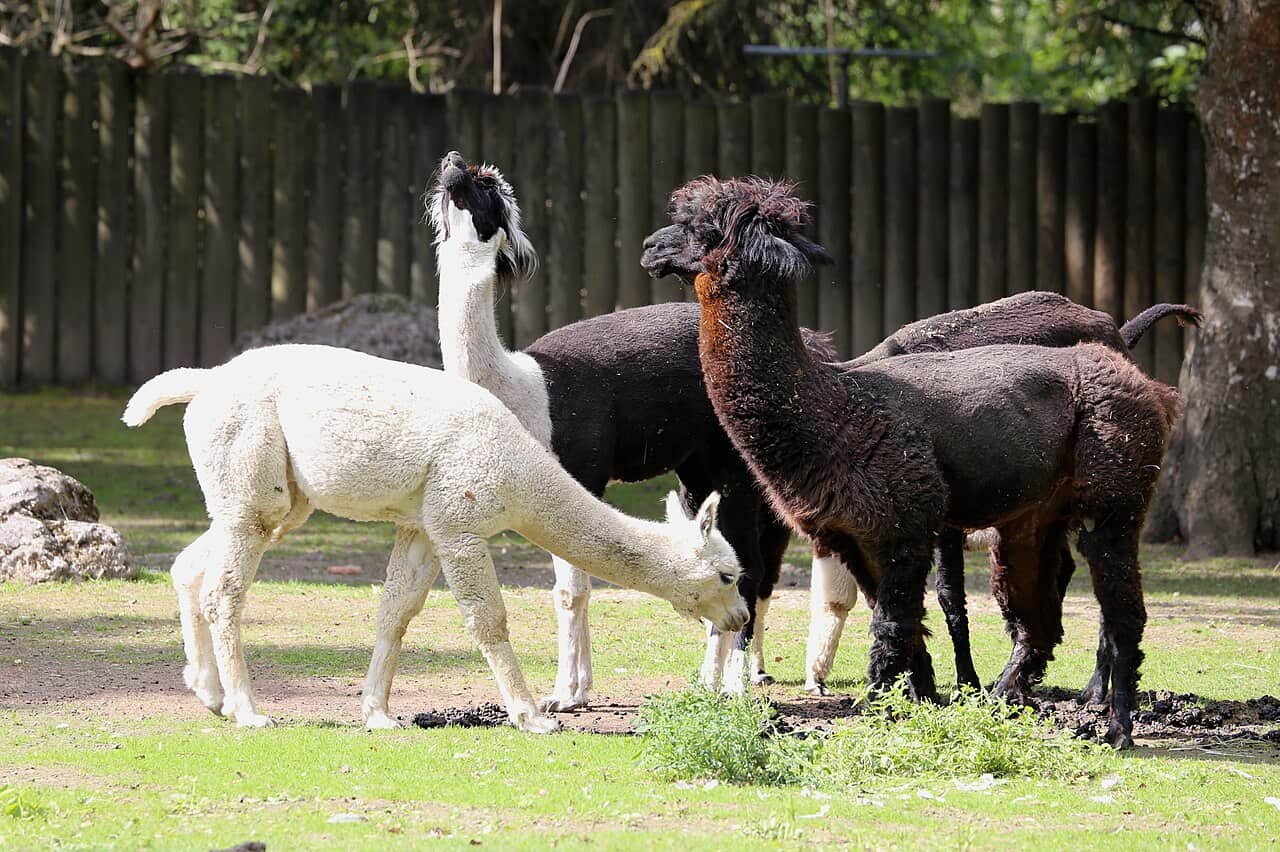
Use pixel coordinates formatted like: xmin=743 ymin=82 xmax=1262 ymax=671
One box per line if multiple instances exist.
xmin=805 ymin=681 xmax=830 ymax=697
xmin=539 ymin=694 xmax=587 ymax=713
xmin=235 ymin=713 xmax=274 ymax=729
xmin=751 ymin=672 xmax=775 ymax=687
xmin=364 ymin=711 xmax=401 ymax=731
xmin=514 ymin=712 xmax=561 ymax=734
xmin=1104 ymin=725 xmax=1133 ymax=750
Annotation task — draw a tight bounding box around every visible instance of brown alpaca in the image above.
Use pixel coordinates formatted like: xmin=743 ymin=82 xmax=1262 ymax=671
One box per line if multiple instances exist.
xmin=642 ymin=176 xmax=1182 ymax=748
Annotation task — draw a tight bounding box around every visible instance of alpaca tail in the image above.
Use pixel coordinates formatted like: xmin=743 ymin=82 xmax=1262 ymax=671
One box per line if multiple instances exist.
xmin=1119 ymin=303 xmax=1203 ymax=349
xmin=122 ymin=368 xmax=210 ymax=426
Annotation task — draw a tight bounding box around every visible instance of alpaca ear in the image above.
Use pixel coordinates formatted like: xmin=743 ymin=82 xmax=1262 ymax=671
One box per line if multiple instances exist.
xmin=695 ymin=492 xmax=721 ymax=542
xmin=664 ymin=491 xmax=686 ymax=525
xmin=794 ymin=235 xmax=833 ymax=266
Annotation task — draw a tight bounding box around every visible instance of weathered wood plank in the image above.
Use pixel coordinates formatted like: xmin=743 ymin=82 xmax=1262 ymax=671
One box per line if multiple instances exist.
xmin=581 ymin=96 xmax=617 ymax=317
xmin=615 ymin=91 xmax=650 ymax=310
xmin=130 ymin=70 xmax=167 ymax=384
xmin=164 ymin=71 xmax=203 ymax=371
xmin=307 ymin=84 xmax=342 ymax=311
xmin=1064 ymin=120 xmax=1096 ymax=309
xmin=1124 ymin=96 xmax=1156 ymax=371
xmin=884 ymin=106 xmax=917 ymax=332
xmin=199 ymin=74 xmax=238 ymax=367
xmin=0 ymin=48 xmax=23 ymax=388
xmin=817 ymin=107 xmax=851 ymax=354
xmin=650 ymin=92 xmax=684 ymax=304
xmin=57 ymin=64 xmax=98 ymax=384
xmin=410 ymin=93 xmax=446 ymax=307
xmin=751 ymin=93 xmax=785 ymax=177
xmin=916 ymin=98 xmax=948 ymax=320
xmin=1153 ymin=108 xmax=1187 ymax=386
xmin=238 ymin=75 xmax=273 ymax=334
xmin=978 ymin=103 xmax=1008 ymax=304
xmin=1093 ymin=100 xmax=1126 ymax=320
xmin=1006 ymin=101 xmax=1037 ymax=293
xmin=94 ymin=61 xmax=132 ymax=382
xmin=341 ymin=79 xmax=378 ymax=299
xmin=716 ymin=101 xmax=750 ymax=177
xmin=948 ymin=115 xmax=979 ymax=310
xmin=787 ymin=102 xmax=820 ymax=328
xmin=851 ymin=101 xmax=885 ymax=354
xmin=272 ymin=84 xmax=311 ymax=320
xmin=374 ymin=85 xmax=410 ymax=298
xmin=480 ymin=93 xmax=517 ymax=344
xmin=514 ymin=90 xmax=551 ymax=346
xmin=1036 ymin=112 xmax=1067 ymax=294
xmin=20 ymin=51 xmax=61 ymax=385
xmin=548 ymin=94 xmax=584 ymax=328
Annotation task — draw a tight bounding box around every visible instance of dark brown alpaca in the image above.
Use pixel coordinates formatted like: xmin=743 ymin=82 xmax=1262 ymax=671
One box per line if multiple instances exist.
xmin=642 ymin=176 xmax=1182 ymax=748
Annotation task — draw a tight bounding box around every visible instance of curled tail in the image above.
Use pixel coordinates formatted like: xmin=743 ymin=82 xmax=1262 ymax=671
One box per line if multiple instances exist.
xmin=122 ymin=368 xmax=209 ymax=426
xmin=1119 ymin=303 xmax=1203 ymax=349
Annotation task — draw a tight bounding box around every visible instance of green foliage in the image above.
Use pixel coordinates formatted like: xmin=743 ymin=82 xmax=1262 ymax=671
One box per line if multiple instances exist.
xmin=636 ymin=686 xmax=816 ymax=786
xmin=0 ymin=786 xmax=43 ymax=821
xmin=815 ymin=682 xmax=1111 ymax=785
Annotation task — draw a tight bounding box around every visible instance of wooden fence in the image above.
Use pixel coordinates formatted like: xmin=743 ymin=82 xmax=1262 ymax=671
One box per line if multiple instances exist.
xmin=0 ymin=47 xmax=1205 ymax=390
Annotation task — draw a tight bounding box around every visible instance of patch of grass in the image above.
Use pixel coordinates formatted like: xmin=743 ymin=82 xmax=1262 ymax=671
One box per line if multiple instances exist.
xmin=637 ymin=686 xmax=816 ymax=786
xmin=817 ymin=683 xmax=1109 ymax=784
xmin=0 ymin=785 xmax=44 ymax=821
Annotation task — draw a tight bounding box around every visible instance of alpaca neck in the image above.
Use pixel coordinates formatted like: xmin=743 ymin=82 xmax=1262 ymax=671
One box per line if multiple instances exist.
xmin=695 ymin=270 xmax=849 ymax=493
xmin=437 ymin=242 xmax=552 ymax=444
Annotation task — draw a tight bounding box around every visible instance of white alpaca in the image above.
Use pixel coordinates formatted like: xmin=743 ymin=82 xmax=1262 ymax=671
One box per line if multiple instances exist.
xmin=123 ymin=347 xmax=747 ymax=733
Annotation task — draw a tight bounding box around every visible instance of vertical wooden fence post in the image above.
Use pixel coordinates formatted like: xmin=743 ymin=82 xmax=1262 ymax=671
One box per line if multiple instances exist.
xmin=717 ymin=101 xmax=751 ymax=177
xmin=916 ymin=98 xmax=948 ymax=321
xmin=479 ymin=94 xmax=517 ymax=343
xmin=165 ymin=71 xmax=203 ymax=371
xmin=58 ymin=64 xmax=98 ymax=384
xmin=948 ymin=115 xmax=979 ymax=311
xmin=615 ymin=91 xmax=650 ymax=309
xmin=410 ymin=93 xmax=447 ymax=307
xmin=1036 ymin=112 xmax=1067 ymax=294
xmin=1153 ymin=108 xmax=1187 ymax=385
xmin=130 ymin=70 xmax=167 ymax=384
xmin=851 ymin=101 xmax=885 ymax=354
xmin=1006 ymin=101 xmax=1037 ymax=293
xmin=1124 ymin=97 xmax=1156 ymax=371
xmin=94 ymin=60 xmax=132 ymax=383
xmin=375 ymin=84 xmax=410 ymax=298
xmin=21 ymin=51 xmax=61 ymax=385
xmin=1064 ymin=120 xmax=1096 ymax=309
xmin=978 ymin=103 xmax=1009 ymax=304
xmin=581 ymin=96 xmax=617 ymax=317
xmin=817 ymin=107 xmax=852 ymax=353
xmin=884 ymin=106 xmax=917 ymax=332
xmin=513 ymin=90 xmax=550 ymax=346
xmin=650 ymin=93 xmax=684 ymax=304
xmin=307 ymin=84 xmax=343 ymax=311
xmin=0 ymin=48 xmax=21 ymax=388
xmin=238 ymin=75 xmax=273 ymax=333
xmin=1093 ymin=100 xmax=1126 ymax=320
xmin=273 ymin=84 xmax=311 ymax=319
xmin=750 ymin=93 xmax=786 ymax=177
xmin=200 ymin=74 xmax=238 ymax=366
xmin=341 ymin=79 xmax=378 ymax=299
xmin=548 ymin=94 xmax=584 ymax=329
xmin=787 ymin=102 xmax=820 ymax=328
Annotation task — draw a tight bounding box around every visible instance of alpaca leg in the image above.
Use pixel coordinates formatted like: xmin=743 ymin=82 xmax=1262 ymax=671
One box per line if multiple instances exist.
xmin=362 ymin=527 xmax=438 ymax=729
xmin=172 ymin=532 xmax=223 ymax=714
xmin=866 ymin=540 xmax=936 ymax=702
xmin=438 ymin=534 xmax=558 ymax=733
xmin=936 ymin=527 xmax=980 ymax=690
xmin=805 ymin=550 xmax=858 ymax=695
xmin=749 ymin=595 xmax=772 ymax=686
xmin=200 ymin=521 xmax=272 ymax=727
xmin=541 ymin=557 xmax=592 ymax=712
xmin=990 ymin=522 xmax=1062 ymax=704
xmin=700 ymin=623 xmax=734 ymax=689
xmin=1077 ymin=521 xmax=1146 ymax=750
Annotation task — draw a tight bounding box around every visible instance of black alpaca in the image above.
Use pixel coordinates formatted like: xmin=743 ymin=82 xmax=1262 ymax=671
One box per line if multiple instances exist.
xmin=643 ymin=176 xmax=1181 ymax=747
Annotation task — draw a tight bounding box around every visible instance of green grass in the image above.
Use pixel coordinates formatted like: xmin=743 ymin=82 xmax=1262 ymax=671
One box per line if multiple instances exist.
xmin=3 ymin=389 xmax=1280 ymax=849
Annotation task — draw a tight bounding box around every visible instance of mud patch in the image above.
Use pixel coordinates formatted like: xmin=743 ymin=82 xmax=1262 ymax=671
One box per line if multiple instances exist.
xmin=412 ymin=703 xmax=509 ymax=730
xmin=1036 ymin=688 xmax=1280 ymax=749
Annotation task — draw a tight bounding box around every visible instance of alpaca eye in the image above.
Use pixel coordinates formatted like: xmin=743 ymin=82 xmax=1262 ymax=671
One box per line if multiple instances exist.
xmin=719 ymin=572 xmax=734 ymax=585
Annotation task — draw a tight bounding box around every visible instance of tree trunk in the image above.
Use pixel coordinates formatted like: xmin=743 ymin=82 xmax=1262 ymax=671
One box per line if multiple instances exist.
xmin=1151 ymin=1 xmax=1280 ymax=556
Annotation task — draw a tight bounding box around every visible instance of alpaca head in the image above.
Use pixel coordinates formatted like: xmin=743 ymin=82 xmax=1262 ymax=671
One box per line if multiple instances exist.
xmin=641 ymin=176 xmax=831 ymax=288
xmin=661 ymin=491 xmax=750 ymax=632
xmin=429 ymin=151 xmax=537 ymax=287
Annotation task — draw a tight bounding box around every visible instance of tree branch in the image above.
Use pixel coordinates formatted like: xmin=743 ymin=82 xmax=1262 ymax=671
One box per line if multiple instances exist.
xmin=1100 ymin=13 xmax=1205 ymax=45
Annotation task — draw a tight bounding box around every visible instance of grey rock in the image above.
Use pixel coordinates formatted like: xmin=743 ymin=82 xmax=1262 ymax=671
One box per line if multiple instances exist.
xmin=0 ymin=457 xmax=99 ymax=522
xmin=229 ymin=293 xmax=442 ymax=368
xmin=0 ymin=514 xmax=135 ymax=583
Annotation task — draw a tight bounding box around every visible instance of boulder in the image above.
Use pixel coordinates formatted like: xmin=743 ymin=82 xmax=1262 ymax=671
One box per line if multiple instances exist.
xmin=0 ymin=457 xmax=99 ymax=522
xmin=0 ymin=458 xmax=135 ymax=583
xmin=228 ymin=293 xmax=443 ymax=368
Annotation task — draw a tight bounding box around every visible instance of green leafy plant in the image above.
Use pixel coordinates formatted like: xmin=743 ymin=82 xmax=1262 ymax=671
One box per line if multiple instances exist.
xmin=636 ymin=685 xmax=816 ymax=786
xmin=0 ymin=786 xmax=43 ymax=821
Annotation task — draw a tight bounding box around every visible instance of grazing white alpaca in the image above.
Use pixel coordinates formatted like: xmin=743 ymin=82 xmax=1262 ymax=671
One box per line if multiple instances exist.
xmin=122 ymin=347 xmax=747 ymax=733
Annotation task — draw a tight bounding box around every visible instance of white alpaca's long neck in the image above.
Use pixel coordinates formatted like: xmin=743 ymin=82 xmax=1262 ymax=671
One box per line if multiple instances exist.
xmin=505 ymin=446 xmax=683 ymax=601
xmin=437 ymin=242 xmax=553 ymax=446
